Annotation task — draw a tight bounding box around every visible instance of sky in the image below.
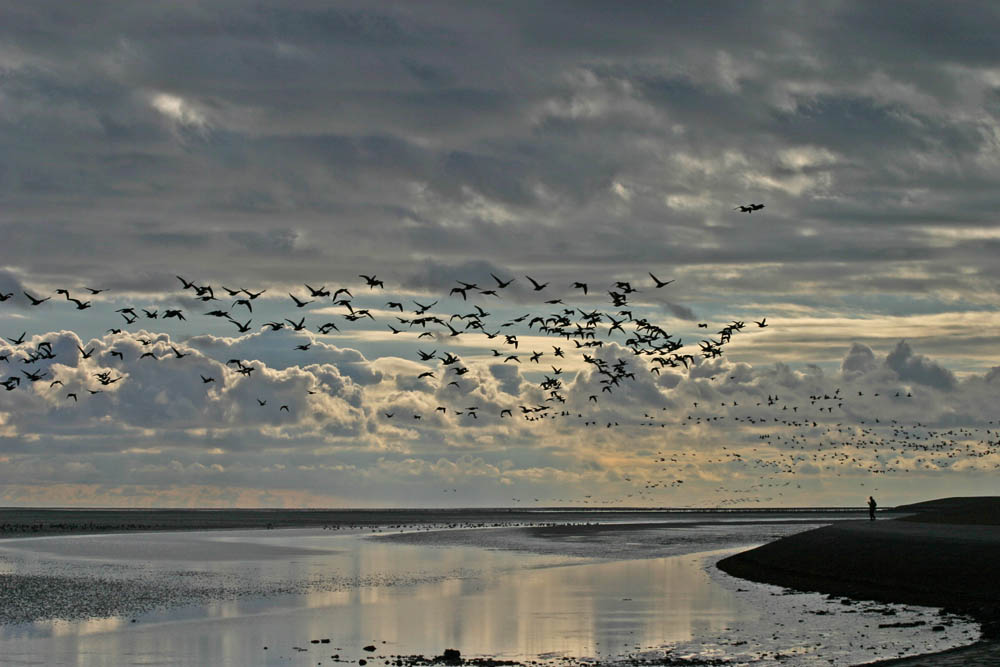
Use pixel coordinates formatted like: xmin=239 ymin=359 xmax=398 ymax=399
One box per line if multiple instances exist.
xmin=1 ymin=1 xmax=999 ymax=508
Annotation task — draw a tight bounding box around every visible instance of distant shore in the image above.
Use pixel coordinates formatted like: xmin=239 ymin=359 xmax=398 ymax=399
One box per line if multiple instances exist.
xmin=717 ymin=497 xmax=1000 ymax=666
xmin=0 ymin=506 xmax=867 ymax=540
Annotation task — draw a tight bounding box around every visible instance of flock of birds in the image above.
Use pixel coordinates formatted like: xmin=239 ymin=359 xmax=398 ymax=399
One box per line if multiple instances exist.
xmin=2 ymin=269 xmax=762 ymax=417
xmin=3 ymin=204 xmax=997 ymax=504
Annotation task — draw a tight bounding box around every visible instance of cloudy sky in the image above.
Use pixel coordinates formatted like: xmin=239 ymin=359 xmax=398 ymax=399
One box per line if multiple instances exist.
xmin=1 ymin=1 xmax=999 ymax=508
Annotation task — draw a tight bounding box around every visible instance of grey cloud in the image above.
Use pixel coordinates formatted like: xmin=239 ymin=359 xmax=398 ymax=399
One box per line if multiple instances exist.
xmin=885 ymin=340 xmax=957 ymax=391
xmin=841 ymin=342 xmax=877 ymax=379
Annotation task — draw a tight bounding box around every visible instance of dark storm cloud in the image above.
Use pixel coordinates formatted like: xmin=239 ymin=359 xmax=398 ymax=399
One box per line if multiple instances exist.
xmin=3 ymin=0 xmax=999 ymax=340
xmin=3 ymin=0 xmax=1000 ymax=297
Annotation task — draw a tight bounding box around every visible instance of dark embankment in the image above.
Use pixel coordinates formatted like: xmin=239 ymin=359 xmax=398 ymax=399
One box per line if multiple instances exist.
xmin=717 ymin=498 xmax=1000 ymax=640
xmin=895 ymin=496 xmax=1000 ymax=526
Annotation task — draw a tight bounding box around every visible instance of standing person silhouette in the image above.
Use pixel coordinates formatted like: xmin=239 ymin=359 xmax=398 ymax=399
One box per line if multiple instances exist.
xmin=868 ymin=496 xmax=877 ymax=521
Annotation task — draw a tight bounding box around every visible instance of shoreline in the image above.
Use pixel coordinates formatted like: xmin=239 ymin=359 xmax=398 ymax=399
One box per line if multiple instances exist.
xmin=717 ymin=499 xmax=1000 ymax=665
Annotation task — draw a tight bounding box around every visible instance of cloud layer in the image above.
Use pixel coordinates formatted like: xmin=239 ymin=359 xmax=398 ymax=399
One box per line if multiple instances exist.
xmin=1 ymin=2 xmax=999 ymax=505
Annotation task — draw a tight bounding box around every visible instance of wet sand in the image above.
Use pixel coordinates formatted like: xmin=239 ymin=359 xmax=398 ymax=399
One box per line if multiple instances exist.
xmin=717 ymin=497 xmax=1000 ymax=665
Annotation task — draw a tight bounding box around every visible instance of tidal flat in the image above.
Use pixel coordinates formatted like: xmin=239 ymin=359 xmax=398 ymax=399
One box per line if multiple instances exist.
xmin=0 ymin=510 xmax=979 ymax=666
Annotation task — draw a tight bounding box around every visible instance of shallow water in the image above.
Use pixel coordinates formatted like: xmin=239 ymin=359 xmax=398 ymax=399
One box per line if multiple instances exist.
xmin=0 ymin=519 xmax=979 ymax=666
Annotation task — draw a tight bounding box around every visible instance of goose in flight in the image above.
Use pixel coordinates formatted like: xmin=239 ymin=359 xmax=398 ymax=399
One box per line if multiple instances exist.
xmin=289 ymin=293 xmax=313 ymax=308
xmin=648 ymin=272 xmax=674 ymax=288
xmin=360 ymin=274 xmax=384 ymax=289
xmin=305 ymin=284 xmax=330 ymax=297
xmin=524 ymin=275 xmax=548 ymax=291
xmin=490 ymin=273 xmax=515 ymax=288
xmin=23 ymin=291 xmax=50 ymax=306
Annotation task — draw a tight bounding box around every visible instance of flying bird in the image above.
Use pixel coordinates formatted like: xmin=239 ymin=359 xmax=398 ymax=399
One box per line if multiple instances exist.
xmin=524 ymin=276 xmax=548 ymax=291
xmin=359 ymin=274 xmax=384 ymax=289
xmin=648 ymin=272 xmax=674 ymax=288
xmin=491 ymin=273 xmax=515 ymax=289
xmin=289 ymin=293 xmax=313 ymax=308
xmin=23 ymin=291 xmax=50 ymax=306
